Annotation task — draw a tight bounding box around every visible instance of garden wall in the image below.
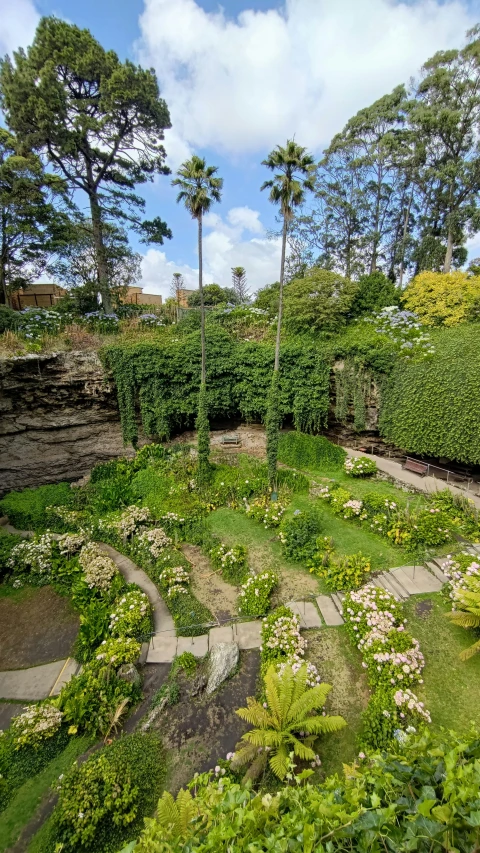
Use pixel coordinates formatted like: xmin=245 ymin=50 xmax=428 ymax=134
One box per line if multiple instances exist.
xmin=0 ymin=351 xmax=137 ymax=495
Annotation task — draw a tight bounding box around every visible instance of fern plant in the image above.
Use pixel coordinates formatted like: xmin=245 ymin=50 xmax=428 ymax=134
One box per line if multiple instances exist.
xmin=446 ymin=584 xmax=480 ymax=660
xmin=232 ymin=664 xmax=346 ymax=780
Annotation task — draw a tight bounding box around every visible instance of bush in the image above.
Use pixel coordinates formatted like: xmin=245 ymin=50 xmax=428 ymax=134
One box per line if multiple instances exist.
xmin=403 ymin=270 xmax=480 ymax=326
xmin=50 ymin=733 xmax=165 ymax=853
xmin=0 ymin=531 xmax=22 ymax=581
xmin=0 ymin=725 xmax=70 ymax=813
xmin=278 ymin=431 xmax=346 ymax=469
xmin=0 ymin=304 xmax=18 ymax=333
xmin=10 ymin=702 xmax=63 ymax=750
xmin=58 ymin=659 xmax=141 ymax=736
xmin=209 ymin=542 xmax=250 ymax=584
xmin=344 ymin=456 xmax=377 ymax=477
xmin=279 ymin=510 xmax=322 ymax=562
xmin=245 ymin=494 xmax=288 ymax=528
xmin=311 ymin=551 xmax=371 ymax=591
xmin=0 ymin=482 xmax=74 ymax=531
xmin=237 ymin=570 xmax=278 ymax=617
xmin=108 ymin=588 xmax=152 ymax=638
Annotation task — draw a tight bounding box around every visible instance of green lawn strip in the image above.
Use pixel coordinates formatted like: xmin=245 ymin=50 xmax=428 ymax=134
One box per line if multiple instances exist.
xmin=0 ymin=735 xmax=93 ymax=853
xmin=305 ymin=625 xmax=369 ymax=778
xmin=404 ymin=594 xmax=480 ymax=733
xmin=0 ymin=584 xmax=38 ymax=602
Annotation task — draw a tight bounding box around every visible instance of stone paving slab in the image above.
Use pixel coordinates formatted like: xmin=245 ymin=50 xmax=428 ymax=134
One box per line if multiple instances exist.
xmin=176 ymin=634 xmax=209 ymax=658
xmin=426 ymin=561 xmax=448 ymax=583
xmin=331 ymin=593 xmax=344 ymax=614
xmin=382 ymin=571 xmax=408 ymax=600
xmin=391 ymin=565 xmax=442 ymax=595
xmin=301 ymin=601 xmax=322 ymax=628
xmin=234 ymin=620 xmax=262 ymax=649
xmin=147 ymin=635 xmax=178 ymax=663
xmin=209 ymin=625 xmax=234 ymax=646
xmin=286 ymin=601 xmax=308 ymax=628
xmin=316 ymin=595 xmax=343 ymax=626
xmin=0 ymin=660 xmax=67 ymax=700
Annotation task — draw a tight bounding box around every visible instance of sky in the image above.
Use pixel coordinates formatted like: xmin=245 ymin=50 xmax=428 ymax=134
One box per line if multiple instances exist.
xmin=1 ymin=0 xmax=480 ymax=299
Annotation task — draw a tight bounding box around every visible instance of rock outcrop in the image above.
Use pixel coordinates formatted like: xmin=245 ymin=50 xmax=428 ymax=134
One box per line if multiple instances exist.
xmin=0 ymin=351 xmax=134 ymax=495
xmin=206 ymin=642 xmax=239 ymax=695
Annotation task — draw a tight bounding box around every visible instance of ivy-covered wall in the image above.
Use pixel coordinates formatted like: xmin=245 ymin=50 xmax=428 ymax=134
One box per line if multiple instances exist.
xmin=102 ymin=327 xmax=331 ymax=445
xmin=379 ymin=325 xmax=480 ymax=464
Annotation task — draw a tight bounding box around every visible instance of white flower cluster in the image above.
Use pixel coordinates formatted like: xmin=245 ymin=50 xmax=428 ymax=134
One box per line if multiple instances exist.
xmin=78 ymin=542 xmax=117 ymax=591
xmin=394 ymin=689 xmax=431 ymax=723
xmin=261 ymin=611 xmax=321 ymax=688
xmin=441 ymin=554 xmax=480 ymax=608
xmin=109 ymin=589 xmax=150 ymax=635
xmin=10 ymin=702 xmax=63 ymax=749
xmin=160 ymin=564 xmax=190 ymax=596
xmin=344 ymin=456 xmax=377 ymax=476
xmin=343 ymin=499 xmax=363 ymax=518
xmin=57 ymin=533 xmax=85 ymax=555
xmin=8 ymin=534 xmax=56 ymax=582
xmin=113 ymin=505 xmax=151 ymax=538
xmin=137 ymin=527 xmax=172 ymax=559
xmin=277 ymin=659 xmax=322 ymax=690
xmin=46 ymin=505 xmax=84 ymax=525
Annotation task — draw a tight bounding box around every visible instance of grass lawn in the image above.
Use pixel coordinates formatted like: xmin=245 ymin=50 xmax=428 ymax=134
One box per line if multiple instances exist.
xmin=0 ymin=735 xmax=93 ymax=853
xmin=404 ymin=594 xmax=480 ymax=732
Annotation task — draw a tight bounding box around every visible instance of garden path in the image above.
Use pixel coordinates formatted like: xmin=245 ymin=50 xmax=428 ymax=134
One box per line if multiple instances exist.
xmin=344 ymin=448 xmax=480 ymax=509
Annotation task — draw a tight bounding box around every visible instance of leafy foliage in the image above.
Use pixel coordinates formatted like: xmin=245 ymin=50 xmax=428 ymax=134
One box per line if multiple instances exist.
xmin=279 ymin=509 xmax=322 ymax=561
xmin=283 ymin=268 xmax=358 ymax=334
xmin=278 ymin=431 xmax=346 ymax=469
xmin=0 ymin=482 xmax=74 ymax=531
xmin=404 ymin=270 xmax=480 ymax=326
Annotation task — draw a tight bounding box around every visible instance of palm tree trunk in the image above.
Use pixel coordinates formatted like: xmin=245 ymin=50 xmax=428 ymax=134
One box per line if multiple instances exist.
xmin=198 ymin=211 xmax=206 ymax=384
xmin=274 ymin=214 xmax=288 ymax=372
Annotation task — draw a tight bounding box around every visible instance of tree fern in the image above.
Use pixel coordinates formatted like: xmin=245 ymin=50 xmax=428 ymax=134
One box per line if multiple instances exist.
xmin=233 ymin=664 xmax=346 ymax=780
xmin=156 ymin=789 xmax=196 ymax=839
xmin=446 ymin=584 xmax=480 ymax=661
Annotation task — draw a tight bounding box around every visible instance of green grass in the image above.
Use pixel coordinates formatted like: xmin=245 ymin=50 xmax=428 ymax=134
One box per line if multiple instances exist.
xmin=404 ymin=594 xmax=480 ymax=733
xmin=0 ymin=584 xmax=38 ymax=601
xmin=0 ymin=735 xmax=93 ymax=853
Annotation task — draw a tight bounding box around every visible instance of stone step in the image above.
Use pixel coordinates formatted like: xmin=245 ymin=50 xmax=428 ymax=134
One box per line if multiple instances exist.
xmin=208 ymin=625 xmax=234 ymax=646
xmin=383 ymin=571 xmax=409 ymax=600
xmin=286 ymin=600 xmax=308 ymax=628
xmin=176 ymin=634 xmax=209 ymax=658
xmin=426 ymin=561 xmax=448 ymax=583
xmin=316 ymin=595 xmax=344 ymax=626
xmin=376 ymin=573 xmax=403 ymax=600
xmin=390 ymin=565 xmax=442 ymax=595
xmin=147 ymin=634 xmax=178 ymax=663
xmin=330 ymin=593 xmax=344 ymax=616
xmin=233 ymin=620 xmax=262 ymax=650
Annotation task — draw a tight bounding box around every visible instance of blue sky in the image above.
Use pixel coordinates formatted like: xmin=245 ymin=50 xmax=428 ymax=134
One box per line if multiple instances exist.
xmin=1 ymin=0 xmax=479 ymax=296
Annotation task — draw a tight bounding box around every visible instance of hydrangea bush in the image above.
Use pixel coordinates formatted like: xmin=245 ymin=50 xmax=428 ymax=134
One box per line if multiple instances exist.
xmin=8 ymin=533 xmax=57 ymax=586
xmin=209 ymin=542 xmax=249 ymax=584
xmin=136 ymin=527 xmax=172 ymax=561
xmin=260 ymin=606 xmax=321 ymax=688
xmin=112 ymin=505 xmax=151 ymax=539
xmin=344 ymin=456 xmax=377 ymax=477
xmin=94 ymin=636 xmax=141 ymax=666
xmin=109 ymin=588 xmax=151 ymax=637
xmin=10 ymin=702 xmax=63 ymax=750
xmin=78 ymin=542 xmax=118 ymax=591
xmin=159 ymin=564 xmax=190 ymax=597
xmin=244 ymin=495 xmax=288 ymax=528
xmin=57 ymin=533 xmax=85 ymax=555
xmin=237 ymin=570 xmax=278 ymax=617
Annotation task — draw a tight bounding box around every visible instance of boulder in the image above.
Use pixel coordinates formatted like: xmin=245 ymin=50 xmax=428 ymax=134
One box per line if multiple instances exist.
xmin=117 ymin=663 xmax=141 ymax=687
xmin=206 ymin=642 xmax=239 ymax=695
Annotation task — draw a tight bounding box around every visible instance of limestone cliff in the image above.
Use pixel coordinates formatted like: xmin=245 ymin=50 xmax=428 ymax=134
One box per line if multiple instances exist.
xmin=0 ymin=351 xmax=133 ymax=495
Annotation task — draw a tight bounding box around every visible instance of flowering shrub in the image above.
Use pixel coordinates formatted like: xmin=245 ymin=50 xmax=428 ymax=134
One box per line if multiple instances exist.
xmin=209 ymin=543 xmax=249 ymax=584
xmin=57 ymin=533 xmax=85 ymax=555
xmin=109 ymin=588 xmax=151 ymax=637
xmin=260 ymin=606 xmax=321 ymax=689
xmin=238 ymin=570 xmax=278 ymax=617
xmin=327 ymin=487 xmax=352 ymax=515
xmin=10 ymin=702 xmax=63 ymax=750
xmin=46 ymin=505 xmax=85 ymax=527
xmin=278 ymin=510 xmax=322 ymax=562
xmin=341 ymin=499 xmax=364 ymax=520
xmin=79 ymin=542 xmax=118 ymax=591
xmin=8 ymin=533 xmax=56 ymax=586
xmin=139 ymin=313 xmax=164 ymax=327
xmin=17 ymin=307 xmax=63 ymax=340
xmin=112 ymin=505 xmax=151 ymax=539
xmin=312 ymin=551 xmax=371 ymax=591
xmin=364 ymin=306 xmax=434 ymax=358
xmin=159 ymin=564 xmax=190 ymax=597
xmin=136 ymin=527 xmax=172 ymax=560
xmin=343 ymin=584 xmax=429 ymax=748
xmin=344 ymin=456 xmax=377 ymax=477
xmin=408 ymin=508 xmax=451 ymax=547
xmin=245 ymin=494 xmax=288 ymax=528
xmin=94 ymin=636 xmax=141 ymax=666
xmin=83 ymin=310 xmax=120 ymax=334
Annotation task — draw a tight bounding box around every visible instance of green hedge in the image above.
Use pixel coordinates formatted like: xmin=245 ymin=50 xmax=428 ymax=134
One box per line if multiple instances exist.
xmin=0 ymin=483 xmax=74 ymax=532
xmin=380 ymin=324 xmax=480 ymax=464
xmin=278 ymin=431 xmax=346 ymax=470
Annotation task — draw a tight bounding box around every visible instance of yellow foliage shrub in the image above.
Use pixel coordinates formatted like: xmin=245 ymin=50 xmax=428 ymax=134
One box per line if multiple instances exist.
xmin=403 ymin=271 xmax=480 ymax=326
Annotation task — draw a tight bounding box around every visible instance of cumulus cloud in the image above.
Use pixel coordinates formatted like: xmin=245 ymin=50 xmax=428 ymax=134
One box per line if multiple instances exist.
xmin=140 ymin=206 xmax=281 ymax=298
xmin=0 ymin=0 xmax=39 ymax=56
xmin=138 ymin=0 xmax=475 ymax=158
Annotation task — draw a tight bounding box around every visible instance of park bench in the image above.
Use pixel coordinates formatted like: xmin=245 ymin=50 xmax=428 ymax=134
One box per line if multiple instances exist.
xmin=221 ymin=433 xmax=241 ymax=447
xmin=403 ymin=458 xmax=428 ymax=476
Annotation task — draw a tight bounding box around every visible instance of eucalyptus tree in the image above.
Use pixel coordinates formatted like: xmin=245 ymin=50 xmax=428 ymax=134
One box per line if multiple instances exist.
xmin=0 ymin=16 xmax=172 ymax=312
xmin=407 ymin=27 xmax=480 ymax=272
xmin=261 ymin=139 xmax=315 ymax=487
xmin=172 ymin=155 xmax=223 ymax=479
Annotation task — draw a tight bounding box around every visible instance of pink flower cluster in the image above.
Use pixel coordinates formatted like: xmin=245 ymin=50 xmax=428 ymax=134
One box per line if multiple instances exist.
xmin=394 ymin=689 xmax=431 ymax=723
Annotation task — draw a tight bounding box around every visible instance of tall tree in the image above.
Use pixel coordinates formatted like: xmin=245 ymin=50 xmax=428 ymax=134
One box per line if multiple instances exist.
xmin=261 ymin=139 xmax=314 ymax=488
xmin=0 ymin=16 xmax=172 ymax=312
xmin=408 ymin=27 xmax=480 ymax=272
xmin=0 ymin=128 xmax=68 ymax=306
xmin=231 ymin=266 xmax=250 ymax=303
xmin=172 ymin=155 xmax=223 ymax=479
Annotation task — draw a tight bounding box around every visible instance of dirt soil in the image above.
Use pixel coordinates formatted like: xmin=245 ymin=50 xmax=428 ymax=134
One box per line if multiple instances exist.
xmin=149 ymin=649 xmax=260 ymax=793
xmin=171 ymin=423 xmax=267 ymax=459
xmin=182 ymin=544 xmax=238 ymax=621
xmin=0 ymin=586 xmax=79 ymax=669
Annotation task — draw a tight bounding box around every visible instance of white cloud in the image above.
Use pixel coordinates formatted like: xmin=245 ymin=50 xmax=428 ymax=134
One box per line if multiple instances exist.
xmin=137 ymin=0 xmax=475 ymax=158
xmin=0 ymin=0 xmax=39 ymax=56
xmin=140 ymin=205 xmax=281 ymax=297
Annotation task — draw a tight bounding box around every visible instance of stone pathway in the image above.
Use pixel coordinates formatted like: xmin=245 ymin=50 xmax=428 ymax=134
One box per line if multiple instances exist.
xmin=0 ymin=658 xmax=81 ymax=701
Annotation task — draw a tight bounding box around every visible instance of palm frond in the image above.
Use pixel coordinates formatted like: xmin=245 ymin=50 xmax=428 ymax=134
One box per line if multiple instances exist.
xmin=236 ymin=697 xmax=273 ymax=728
xmin=287 ymin=683 xmax=331 ymax=723
xmin=269 ymin=743 xmax=289 ymax=780
xmin=447 ymin=611 xmax=480 ymax=629
xmin=459 ymin=638 xmax=480 ymax=661
xmin=302 ymin=714 xmax=347 ymax=735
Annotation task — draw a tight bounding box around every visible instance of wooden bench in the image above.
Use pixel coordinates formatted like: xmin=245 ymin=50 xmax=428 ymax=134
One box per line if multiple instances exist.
xmin=403 ymin=458 xmax=428 ymax=476
xmin=221 ymin=434 xmax=241 ymax=447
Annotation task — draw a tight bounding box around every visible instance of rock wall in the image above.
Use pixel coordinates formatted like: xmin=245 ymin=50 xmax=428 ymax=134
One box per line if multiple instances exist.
xmin=0 ymin=351 xmax=134 ymax=495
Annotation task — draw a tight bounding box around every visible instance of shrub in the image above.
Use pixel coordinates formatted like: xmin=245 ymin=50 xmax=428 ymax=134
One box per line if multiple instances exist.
xmin=209 ymin=542 xmax=250 ymax=584
xmin=403 ymin=270 xmax=480 ymax=326
xmin=50 ymin=733 xmax=165 ymax=852
xmin=159 ymin=564 xmax=190 ymax=597
xmin=109 ymin=588 xmax=152 ymax=638
xmin=79 ymin=542 xmax=118 ymax=591
xmin=94 ymin=637 xmax=141 ymax=666
xmin=111 ymin=505 xmax=151 ymax=539
xmin=0 ymin=304 xmax=17 ymax=333
xmin=10 ymin=702 xmax=63 ymax=750
xmin=237 ymin=571 xmax=278 ymax=617
xmin=0 ymin=725 xmax=70 ymax=813
xmin=245 ymin=494 xmax=288 ymax=528
xmin=0 ymin=482 xmax=74 ymax=531
xmin=312 ymin=551 xmax=371 ymax=591
xmin=278 ymin=431 xmax=346 ymax=469
xmin=58 ymin=658 xmax=141 ymax=736
xmin=344 ymin=456 xmax=377 ymax=477
xmin=0 ymin=531 xmax=22 ymax=581
xmin=279 ymin=510 xmax=322 ymax=562
xmin=7 ymin=533 xmax=58 ymax=587
xmin=136 ymin=527 xmax=172 ymax=561
xmin=260 ymin=606 xmax=305 ymax=668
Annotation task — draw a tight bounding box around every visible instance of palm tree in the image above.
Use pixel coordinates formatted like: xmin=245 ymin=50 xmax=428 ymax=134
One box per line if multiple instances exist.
xmin=260 ymin=141 xmax=315 ymax=489
xmin=172 ymin=156 xmax=222 ymax=480
xmin=232 ymin=664 xmax=346 ymax=781
xmin=446 ymin=584 xmax=480 ymax=660
xmin=172 ymin=156 xmax=223 ymax=385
